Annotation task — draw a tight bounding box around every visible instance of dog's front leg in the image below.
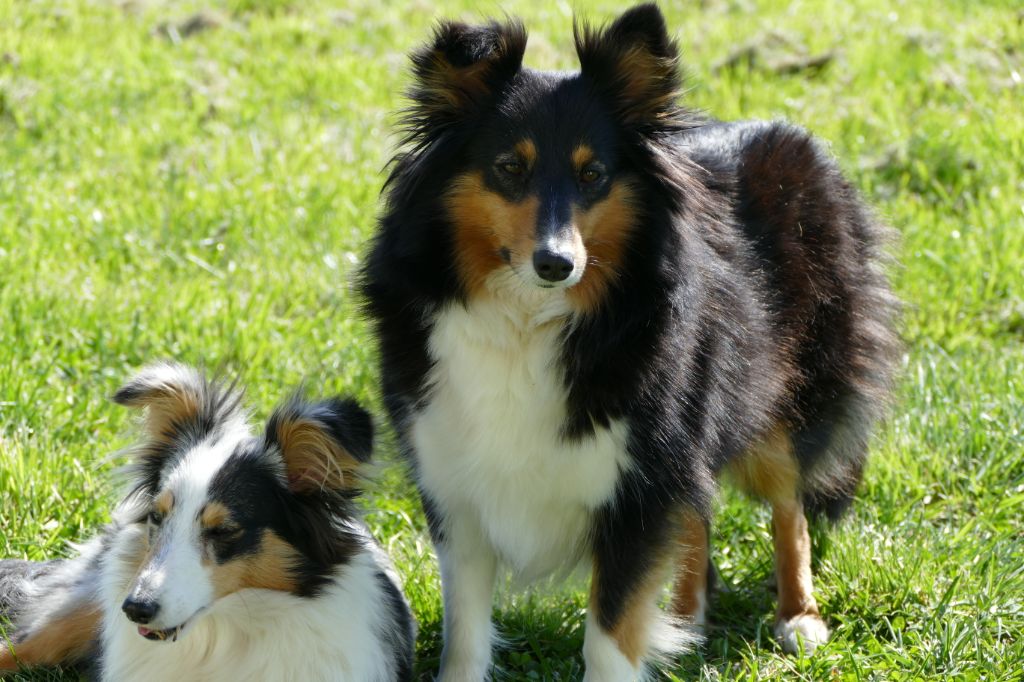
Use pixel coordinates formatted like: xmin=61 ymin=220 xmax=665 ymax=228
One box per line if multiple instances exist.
xmin=436 ymin=518 xmax=498 ymax=682
xmin=583 ymin=504 xmax=695 ymax=682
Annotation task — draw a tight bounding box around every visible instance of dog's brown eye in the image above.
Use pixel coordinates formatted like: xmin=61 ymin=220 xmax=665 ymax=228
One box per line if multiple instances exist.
xmin=580 ymin=167 xmax=601 ymax=184
xmin=500 ymin=161 xmax=524 ymax=176
xmin=148 ymin=511 xmax=163 ymax=526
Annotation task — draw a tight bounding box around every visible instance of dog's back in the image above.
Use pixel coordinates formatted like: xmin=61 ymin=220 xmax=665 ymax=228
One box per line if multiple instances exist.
xmin=679 ymin=119 xmax=898 ymax=515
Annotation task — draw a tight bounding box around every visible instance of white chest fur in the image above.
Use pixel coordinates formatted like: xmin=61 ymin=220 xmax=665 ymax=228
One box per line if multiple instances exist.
xmin=412 ymin=289 xmax=631 ymax=580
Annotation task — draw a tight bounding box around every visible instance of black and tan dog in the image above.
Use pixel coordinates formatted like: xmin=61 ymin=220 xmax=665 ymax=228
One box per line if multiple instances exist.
xmin=361 ymin=3 xmax=898 ymax=679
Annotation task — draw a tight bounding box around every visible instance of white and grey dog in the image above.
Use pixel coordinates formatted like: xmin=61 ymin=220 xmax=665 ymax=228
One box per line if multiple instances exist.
xmin=0 ymin=362 xmax=415 ymax=681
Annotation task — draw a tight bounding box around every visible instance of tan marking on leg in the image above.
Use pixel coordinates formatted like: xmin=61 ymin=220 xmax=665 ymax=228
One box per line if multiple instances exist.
xmin=772 ymin=496 xmax=830 ymax=653
xmin=772 ymin=499 xmax=820 ymax=620
xmin=671 ymin=507 xmax=708 ymax=626
xmin=728 ymin=428 xmax=819 ymax=617
xmin=726 ymin=427 xmax=800 ymax=501
xmin=0 ymin=604 xmax=100 ymax=670
xmin=729 ymin=426 xmax=829 ymax=652
xmin=591 ymin=547 xmax=675 ymax=666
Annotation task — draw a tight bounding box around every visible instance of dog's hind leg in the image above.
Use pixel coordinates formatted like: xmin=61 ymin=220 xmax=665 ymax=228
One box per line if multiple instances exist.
xmin=0 ymin=537 xmax=107 ymax=672
xmin=770 ymin=496 xmax=829 ymax=654
xmin=728 ymin=427 xmax=830 ymax=655
xmin=0 ymin=603 xmax=100 ymax=671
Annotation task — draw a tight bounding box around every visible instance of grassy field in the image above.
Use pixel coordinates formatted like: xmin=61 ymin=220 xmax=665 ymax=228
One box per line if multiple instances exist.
xmin=1 ymin=0 xmax=1022 ymax=679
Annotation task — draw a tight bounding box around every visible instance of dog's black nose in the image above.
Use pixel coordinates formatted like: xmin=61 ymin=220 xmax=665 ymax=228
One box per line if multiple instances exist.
xmin=533 ymin=249 xmax=574 ymax=282
xmin=122 ymin=596 xmax=160 ymax=624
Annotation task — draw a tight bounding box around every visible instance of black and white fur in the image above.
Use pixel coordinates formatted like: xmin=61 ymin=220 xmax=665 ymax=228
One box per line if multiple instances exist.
xmin=0 ymin=363 xmax=415 ymax=681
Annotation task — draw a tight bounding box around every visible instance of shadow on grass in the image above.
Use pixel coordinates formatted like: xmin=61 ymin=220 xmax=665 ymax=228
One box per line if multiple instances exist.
xmin=411 ymin=565 xmax=794 ymax=680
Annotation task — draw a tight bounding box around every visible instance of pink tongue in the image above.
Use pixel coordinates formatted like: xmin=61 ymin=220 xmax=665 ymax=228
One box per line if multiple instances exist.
xmin=138 ymin=626 xmax=152 ymax=637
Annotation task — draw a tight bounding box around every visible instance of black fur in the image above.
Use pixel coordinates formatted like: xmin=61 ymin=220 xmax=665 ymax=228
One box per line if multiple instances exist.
xmin=265 ymin=395 xmax=375 ymax=464
xmin=400 ymin=19 xmax=528 ymax=156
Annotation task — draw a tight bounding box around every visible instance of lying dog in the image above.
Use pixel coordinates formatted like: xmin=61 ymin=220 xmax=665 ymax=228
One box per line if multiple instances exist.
xmin=361 ymin=3 xmax=898 ymax=679
xmin=0 ymin=362 xmax=415 ymax=681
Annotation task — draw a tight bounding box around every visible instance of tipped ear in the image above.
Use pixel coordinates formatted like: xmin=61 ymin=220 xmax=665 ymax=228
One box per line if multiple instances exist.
xmin=575 ymin=4 xmax=683 ymax=126
xmin=113 ymin=362 xmax=240 ymax=443
xmin=266 ymin=397 xmax=374 ymax=494
xmin=407 ymin=18 xmax=527 ymax=126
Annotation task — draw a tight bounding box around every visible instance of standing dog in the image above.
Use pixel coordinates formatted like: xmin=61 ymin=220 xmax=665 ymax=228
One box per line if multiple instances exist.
xmin=361 ymin=3 xmax=898 ymax=680
xmin=0 ymin=363 xmax=415 ymax=681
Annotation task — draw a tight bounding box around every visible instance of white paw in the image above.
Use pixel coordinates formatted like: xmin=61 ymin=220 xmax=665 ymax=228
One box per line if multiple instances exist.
xmin=582 ymin=611 xmax=644 ymax=682
xmin=774 ymin=614 xmax=830 ymax=655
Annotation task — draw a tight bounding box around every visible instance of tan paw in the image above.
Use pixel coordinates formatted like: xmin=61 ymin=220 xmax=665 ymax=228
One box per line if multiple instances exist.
xmin=774 ymin=613 xmax=830 ymax=655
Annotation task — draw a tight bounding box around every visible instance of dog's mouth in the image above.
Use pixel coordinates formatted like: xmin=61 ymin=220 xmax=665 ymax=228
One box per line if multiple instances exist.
xmin=136 ymin=617 xmax=192 ymax=642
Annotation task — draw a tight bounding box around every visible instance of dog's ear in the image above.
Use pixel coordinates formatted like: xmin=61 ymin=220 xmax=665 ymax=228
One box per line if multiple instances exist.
xmin=113 ymin=362 xmax=240 ymax=444
xmin=266 ymin=397 xmax=373 ymax=494
xmin=575 ymin=4 xmax=683 ymax=127
xmin=407 ymin=18 xmax=527 ymax=127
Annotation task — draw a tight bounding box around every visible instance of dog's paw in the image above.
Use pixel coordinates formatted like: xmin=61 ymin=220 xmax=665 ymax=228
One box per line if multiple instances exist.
xmin=774 ymin=613 xmax=830 ymax=655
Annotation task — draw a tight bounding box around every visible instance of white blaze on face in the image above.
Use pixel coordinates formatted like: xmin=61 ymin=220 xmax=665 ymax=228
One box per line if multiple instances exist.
xmin=125 ymin=431 xmax=245 ymax=632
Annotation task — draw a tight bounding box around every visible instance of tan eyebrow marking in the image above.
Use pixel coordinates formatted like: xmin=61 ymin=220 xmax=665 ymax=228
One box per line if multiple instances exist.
xmin=572 ymin=144 xmax=596 ymax=170
xmin=154 ymin=490 xmax=174 ymax=516
xmin=200 ymin=501 xmax=232 ymax=529
xmin=514 ymin=139 xmax=537 ymax=167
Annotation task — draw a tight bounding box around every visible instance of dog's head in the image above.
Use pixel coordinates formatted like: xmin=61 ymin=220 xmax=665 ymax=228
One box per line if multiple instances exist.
xmin=111 ymin=362 xmax=373 ymax=642
xmin=397 ymin=4 xmax=689 ymax=311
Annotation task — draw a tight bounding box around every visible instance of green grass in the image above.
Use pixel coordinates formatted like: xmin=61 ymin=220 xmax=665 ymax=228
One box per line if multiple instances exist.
xmin=1 ymin=0 xmax=1021 ymax=679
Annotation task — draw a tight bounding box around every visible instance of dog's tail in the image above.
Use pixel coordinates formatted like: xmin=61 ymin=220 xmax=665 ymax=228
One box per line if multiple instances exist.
xmin=0 ymin=537 xmax=105 ymax=673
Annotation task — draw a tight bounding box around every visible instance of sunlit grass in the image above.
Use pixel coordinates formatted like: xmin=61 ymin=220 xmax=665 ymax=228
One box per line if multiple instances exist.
xmin=1 ymin=0 xmax=1021 ymax=678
